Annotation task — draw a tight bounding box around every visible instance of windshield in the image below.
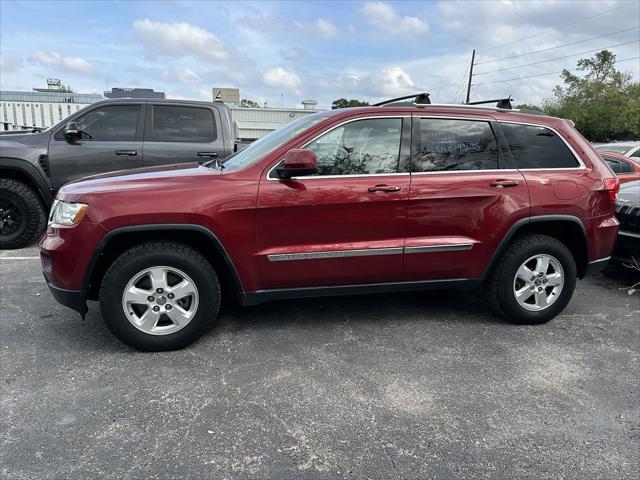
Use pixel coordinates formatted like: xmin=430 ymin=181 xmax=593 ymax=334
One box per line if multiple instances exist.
xmin=594 ymin=144 xmax=631 ymax=154
xmin=221 ymin=114 xmax=327 ymax=172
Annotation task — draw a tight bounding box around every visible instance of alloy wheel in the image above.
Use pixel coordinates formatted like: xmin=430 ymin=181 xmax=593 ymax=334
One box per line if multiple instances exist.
xmin=121 ymin=266 xmax=199 ymax=335
xmin=512 ymin=254 xmax=564 ymax=312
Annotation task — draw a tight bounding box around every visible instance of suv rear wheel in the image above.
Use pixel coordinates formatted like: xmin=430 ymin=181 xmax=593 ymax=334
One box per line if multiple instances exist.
xmin=100 ymin=241 xmax=220 ymax=350
xmin=0 ymin=178 xmax=47 ymax=249
xmin=486 ymin=234 xmax=577 ymax=324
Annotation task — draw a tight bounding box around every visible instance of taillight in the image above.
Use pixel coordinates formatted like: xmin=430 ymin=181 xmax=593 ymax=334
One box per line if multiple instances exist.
xmin=603 ymin=177 xmax=619 ymax=202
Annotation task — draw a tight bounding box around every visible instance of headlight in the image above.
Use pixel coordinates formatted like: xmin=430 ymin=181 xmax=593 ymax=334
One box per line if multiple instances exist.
xmin=48 ymin=200 xmax=88 ymax=226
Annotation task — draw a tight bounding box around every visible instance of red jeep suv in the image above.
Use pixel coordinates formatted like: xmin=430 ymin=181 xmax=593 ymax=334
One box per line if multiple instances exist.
xmin=39 ymin=95 xmax=620 ymax=351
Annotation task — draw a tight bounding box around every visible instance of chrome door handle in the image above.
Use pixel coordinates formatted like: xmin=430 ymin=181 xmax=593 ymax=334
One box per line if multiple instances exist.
xmin=368 ymin=184 xmax=401 ymax=193
xmin=115 ymin=150 xmax=137 ymax=156
xmin=490 ymin=179 xmax=519 ymax=188
xmin=197 ymin=152 xmax=219 ymax=157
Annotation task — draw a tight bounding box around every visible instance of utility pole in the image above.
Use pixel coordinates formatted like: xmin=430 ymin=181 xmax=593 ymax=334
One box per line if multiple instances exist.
xmin=465 ymin=49 xmax=476 ymax=104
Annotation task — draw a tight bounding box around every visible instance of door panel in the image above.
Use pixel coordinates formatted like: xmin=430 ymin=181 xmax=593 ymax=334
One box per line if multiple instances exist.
xmin=256 ymin=175 xmax=409 ymax=289
xmin=255 ymin=116 xmax=411 ymax=290
xmin=142 ymin=104 xmax=225 ymax=166
xmin=405 ymin=116 xmax=529 ymax=280
xmin=48 ymin=104 xmax=143 ymax=188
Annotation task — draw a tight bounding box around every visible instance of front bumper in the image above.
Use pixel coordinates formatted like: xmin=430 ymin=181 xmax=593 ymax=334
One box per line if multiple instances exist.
xmin=44 ymin=277 xmax=87 ymax=317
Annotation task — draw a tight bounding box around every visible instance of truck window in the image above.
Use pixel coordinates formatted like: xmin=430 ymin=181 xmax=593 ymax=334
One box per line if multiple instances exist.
xmin=70 ymin=105 xmax=140 ymax=141
xmin=148 ymin=106 xmax=216 ymax=143
xmin=500 ymin=123 xmax=579 ymax=169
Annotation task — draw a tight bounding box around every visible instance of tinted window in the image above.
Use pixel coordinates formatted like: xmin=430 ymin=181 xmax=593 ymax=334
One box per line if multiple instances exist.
xmin=75 ymin=105 xmax=140 ymax=141
xmin=413 ymin=119 xmax=498 ymax=171
xmin=604 ymin=157 xmax=621 ymax=173
xmin=149 ymin=106 xmax=215 ymax=142
xmin=306 ymin=118 xmax=402 ymax=175
xmin=501 ymin=123 xmax=579 ymax=169
xmin=631 ymin=149 xmax=640 ymax=158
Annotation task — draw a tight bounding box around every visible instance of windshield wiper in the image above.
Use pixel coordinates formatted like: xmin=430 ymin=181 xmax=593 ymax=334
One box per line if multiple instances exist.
xmin=203 ymin=158 xmax=225 ymax=170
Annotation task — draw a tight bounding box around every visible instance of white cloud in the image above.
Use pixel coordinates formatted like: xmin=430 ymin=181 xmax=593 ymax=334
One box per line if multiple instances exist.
xmin=30 ymin=51 xmax=93 ymax=74
xmin=161 ymin=67 xmax=202 ymax=85
xmin=239 ymin=14 xmax=340 ymax=39
xmin=262 ymin=67 xmax=302 ymax=94
xmin=315 ymin=66 xmax=420 ymax=99
xmin=360 ymin=2 xmax=429 ymax=38
xmin=133 ymin=19 xmax=232 ymax=61
xmin=280 ymin=46 xmax=311 ymax=61
xmin=314 ymin=19 xmax=340 ymax=38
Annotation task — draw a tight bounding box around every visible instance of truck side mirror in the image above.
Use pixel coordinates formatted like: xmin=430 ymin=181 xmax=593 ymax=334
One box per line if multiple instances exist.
xmin=63 ymin=122 xmax=81 ymax=141
xmin=276 ymin=149 xmax=318 ymax=179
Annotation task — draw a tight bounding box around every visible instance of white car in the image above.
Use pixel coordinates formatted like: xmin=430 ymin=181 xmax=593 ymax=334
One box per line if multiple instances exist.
xmin=593 ymin=142 xmax=640 ymax=158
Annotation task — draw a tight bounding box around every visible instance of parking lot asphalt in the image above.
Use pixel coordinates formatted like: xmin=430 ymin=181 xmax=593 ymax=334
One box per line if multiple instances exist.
xmin=1 ymin=245 xmax=639 ymax=480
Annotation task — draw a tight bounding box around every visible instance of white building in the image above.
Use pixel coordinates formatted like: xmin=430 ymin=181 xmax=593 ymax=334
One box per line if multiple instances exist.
xmin=230 ymin=101 xmax=319 ymax=142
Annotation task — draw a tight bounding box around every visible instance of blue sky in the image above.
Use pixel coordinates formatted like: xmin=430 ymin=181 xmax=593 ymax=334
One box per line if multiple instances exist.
xmin=1 ymin=0 xmax=638 ymax=108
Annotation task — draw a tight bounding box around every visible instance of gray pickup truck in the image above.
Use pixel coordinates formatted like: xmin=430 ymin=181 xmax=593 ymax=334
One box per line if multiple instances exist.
xmin=0 ymin=98 xmax=237 ymax=248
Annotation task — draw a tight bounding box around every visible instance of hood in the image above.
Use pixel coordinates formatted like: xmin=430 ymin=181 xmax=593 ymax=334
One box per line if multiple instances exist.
xmin=58 ymin=162 xmax=221 ymax=199
xmin=617 ymin=180 xmax=640 ymax=207
xmin=0 ymin=130 xmax=50 ymax=148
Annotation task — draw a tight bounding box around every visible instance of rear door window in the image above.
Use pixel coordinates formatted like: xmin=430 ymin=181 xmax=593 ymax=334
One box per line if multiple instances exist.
xmin=148 ymin=105 xmax=216 ymax=143
xmin=412 ymin=118 xmax=498 ymax=171
xmin=500 ymin=123 xmax=579 ymax=169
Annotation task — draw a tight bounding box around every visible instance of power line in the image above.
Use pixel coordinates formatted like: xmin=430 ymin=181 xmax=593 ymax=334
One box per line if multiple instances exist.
xmin=474 ymin=39 xmax=640 ymax=76
xmin=450 ymin=70 xmax=469 ymax=103
xmin=478 ymin=2 xmax=637 ymax=54
xmin=472 ymin=56 xmax=640 ymax=86
xmin=476 ymin=26 xmax=640 ymax=65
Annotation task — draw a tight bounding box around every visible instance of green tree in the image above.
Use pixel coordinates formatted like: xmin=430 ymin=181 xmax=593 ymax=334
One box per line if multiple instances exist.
xmin=542 ymin=50 xmax=639 ymax=141
xmin=240 ymin=98 xmax=260 ymax=108
xmin=331 ymin=98 xmax=370 ymax=109
xmin=515 ymin=103 xmax=544 ymax=112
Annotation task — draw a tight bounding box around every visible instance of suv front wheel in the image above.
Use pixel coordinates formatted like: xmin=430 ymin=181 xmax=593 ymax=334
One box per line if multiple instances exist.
xmin=100 ymin=241 xmax=221 ymax=350
xmin=486 ymin=234 xmax=577 ymax=324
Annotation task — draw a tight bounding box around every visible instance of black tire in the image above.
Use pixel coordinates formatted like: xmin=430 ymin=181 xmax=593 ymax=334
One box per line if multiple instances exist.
xmin=99 ymin=241 xmax=221 ymax=351
xmin=485 ymin=233 xmax=577 ymax=325
xmin=0 ymin=178 xmax=47 ymax=249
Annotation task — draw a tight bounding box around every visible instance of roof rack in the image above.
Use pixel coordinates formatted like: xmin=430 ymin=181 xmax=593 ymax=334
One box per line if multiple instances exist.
xmin=466 ymin=96 xmax=513 ymax=110
xmin=374 ymin=92 xmax=431 ymax=107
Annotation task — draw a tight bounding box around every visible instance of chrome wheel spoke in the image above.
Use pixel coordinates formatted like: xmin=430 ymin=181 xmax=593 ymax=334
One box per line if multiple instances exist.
xmin=167 ymin=279 xmax=196 ymax=301
xmin=515 ymin=285 xmax=533 ymax=302
xmin=166 ymin=305 xmax=192 ymax=326
xmin=124 ymin=286 xmax=151 ymax=305
xmin=546 ymin=272 xmax=563 ymax=286
xmin=516 ymin=264 xmax=534 ymax=281
xmin=148 ymin=267 xmax=168 ymax=291
xmin=534 ymin=290 xmax=550 ymax=308
xmin=138 ymin=307 xmax=161 ymax=331
xmin=535 ymin=256 xmax=550 ymax=275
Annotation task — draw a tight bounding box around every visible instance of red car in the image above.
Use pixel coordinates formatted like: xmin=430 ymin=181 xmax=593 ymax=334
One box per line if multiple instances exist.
xmin=599 ymin=151 xmax=640 ymax=184
xmin=40 ymin=95 xmax=620 ymax=350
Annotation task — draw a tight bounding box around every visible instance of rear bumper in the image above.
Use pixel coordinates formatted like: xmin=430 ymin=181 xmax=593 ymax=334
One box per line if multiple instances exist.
xmin=44 ymin=276 xmax=87 ymax=317
xmin=612 ymin=230 xmax=640 ymax=263
xmin=583 ymin=257 xmax=610 ymax=276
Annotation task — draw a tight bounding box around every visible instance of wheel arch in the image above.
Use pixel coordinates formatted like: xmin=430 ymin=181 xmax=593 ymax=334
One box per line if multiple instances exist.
xmin=85 ymin=224 xmax=244 ymax=304
xmin=483 ymin=215 xmax=589 ymax=279
xmin=0 ymin=157 xmax=53 ymax=206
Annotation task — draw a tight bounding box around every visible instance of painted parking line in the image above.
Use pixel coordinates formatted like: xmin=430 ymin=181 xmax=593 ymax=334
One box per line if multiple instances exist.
xmin=0 ymin=256 xmax=40 ymax=260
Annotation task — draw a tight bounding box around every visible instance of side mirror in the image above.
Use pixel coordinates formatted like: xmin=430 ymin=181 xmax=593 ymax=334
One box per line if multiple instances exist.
xmin=63 ymin=121 xmax=81 ymax=140
xmin=276 ymin=149 xmax=318 ymax=179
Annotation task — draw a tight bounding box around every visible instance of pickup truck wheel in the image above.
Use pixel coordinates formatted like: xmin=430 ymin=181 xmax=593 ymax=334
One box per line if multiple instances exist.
xmin=100 ymin=241 xmax=220 ymax=351
xmin=485 ymin=234 xmax=577 ymax=325
xmin=0 ymin=179 xmax=47 ymax=249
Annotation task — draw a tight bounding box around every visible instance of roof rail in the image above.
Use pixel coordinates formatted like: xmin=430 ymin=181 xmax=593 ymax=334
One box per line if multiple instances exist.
xmin=466 ymin=96 xmax=513 ymax=110
xmin=374 ymin=92 xmax=431 ymax=107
